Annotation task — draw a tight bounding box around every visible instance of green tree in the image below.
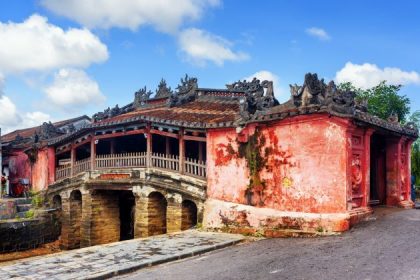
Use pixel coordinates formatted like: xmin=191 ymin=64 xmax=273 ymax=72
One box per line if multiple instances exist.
xmin=338 ymin=81 xmax=411 ymax=122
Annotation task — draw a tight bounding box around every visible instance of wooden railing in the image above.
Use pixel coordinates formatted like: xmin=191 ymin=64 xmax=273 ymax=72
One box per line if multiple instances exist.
xmin=185 ymin=158 xmax=207 ymax=178
xmin=54 ymin=152 xmax=206 ymax=181
xmin=56 ymin=165 xmax=71 ymax=180
xmin=96 ymin=152 xmax=147 ymax=169
xmin=73 ymin=158 xmax=91 ymax=175
xmin=151 ymin=153 xmax=179 ymax=172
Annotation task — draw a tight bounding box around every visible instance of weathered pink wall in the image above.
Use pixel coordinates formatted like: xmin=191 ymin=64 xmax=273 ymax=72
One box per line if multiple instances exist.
xmin=207 ymin=114 xmax=349 ymax=214
xmin=7 ymin=152 xmax=31 ymax=186
xmin=31 ymin=148 xmax=50 ymax=192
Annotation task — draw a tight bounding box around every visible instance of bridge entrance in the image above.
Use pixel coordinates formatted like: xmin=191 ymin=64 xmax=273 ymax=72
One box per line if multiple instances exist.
xmin=119 ymin=191 xmax=135 ymax=241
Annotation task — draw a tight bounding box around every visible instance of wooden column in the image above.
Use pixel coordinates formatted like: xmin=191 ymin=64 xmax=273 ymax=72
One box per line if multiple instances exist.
xmin=110 ymin=138 xmax=116 ymax=154
xmin=47 ymin=146 xmax=56 ymax=184
xmin=385 ymin=138 xmax=401 ymax=206
xmin=165 ymin=137 xmax=171 ymax=155
xmin=407 ymin=139 xmax=414 ymax=201
xmin=198 ymin=141 xmax=204 ymax=162
xmin=70 ymin=146 xmax=76 ymax=176
xmin=146 ymin=124 xmax=152 ymax=167
xmin=90 ymin=137 xmax=96 ymax=171
xmin=362 ymin=129 xmax=374 ymax=207
xmin=179 ymin=128 xmax=185 ymax=174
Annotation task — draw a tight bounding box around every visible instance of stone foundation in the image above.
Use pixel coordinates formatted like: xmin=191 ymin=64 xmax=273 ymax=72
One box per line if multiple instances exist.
xmin=348 ymin=207 xmax=373 ymax=226
xmin=203 ymin=199 xmax=350 ymax=236
xmin=91 ymin=191 xmax=120 ymax=245
xmin=0 ymin=214 xmax=60 ymax=253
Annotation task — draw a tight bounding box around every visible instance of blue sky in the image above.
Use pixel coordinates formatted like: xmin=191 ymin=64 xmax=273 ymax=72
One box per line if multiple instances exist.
xmin=0 ymin=0 xmax=419 ymax=133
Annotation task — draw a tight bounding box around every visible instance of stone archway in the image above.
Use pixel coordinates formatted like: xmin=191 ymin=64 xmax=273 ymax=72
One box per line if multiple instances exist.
xmin=181 ymin=200 xmax=198 ymax=230
xmin=52 ymin=195 xmax=63 ymax=236
xmin=69 ymin=190 xmax=82 ymax=249
xmin=147 ymin=192 xmax=167 ymax=236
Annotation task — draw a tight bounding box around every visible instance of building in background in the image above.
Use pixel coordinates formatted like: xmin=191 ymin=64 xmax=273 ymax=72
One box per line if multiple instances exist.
xmin=0 ymin=116 xmax=91 ymax=196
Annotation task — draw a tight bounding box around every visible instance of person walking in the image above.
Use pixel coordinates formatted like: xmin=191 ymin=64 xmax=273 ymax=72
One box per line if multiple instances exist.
xmin=411 ymin=174 xmax=416 ymax=202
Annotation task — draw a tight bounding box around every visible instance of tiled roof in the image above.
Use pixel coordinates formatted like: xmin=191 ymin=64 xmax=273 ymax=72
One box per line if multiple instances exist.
xmin=1 ymin=115 xmax=90 ymax=144
xmin=96 ymin=99 xmax=239 ymax=126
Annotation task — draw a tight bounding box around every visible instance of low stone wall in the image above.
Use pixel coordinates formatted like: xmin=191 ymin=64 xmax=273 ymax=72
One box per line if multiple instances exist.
xmin=0 ymin=213 xmax=60 ymax=253
xmin=0 ymin=200 xmax=17 ymax=220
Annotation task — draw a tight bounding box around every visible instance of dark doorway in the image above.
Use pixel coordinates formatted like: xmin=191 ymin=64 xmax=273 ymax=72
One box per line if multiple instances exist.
xmin=370 ymin=134 xmax=387 ymax=205
xmin=181 ymin=200 xmax=197 ymax=230
xmin=119 ymin=191 xmax=135 ymax=241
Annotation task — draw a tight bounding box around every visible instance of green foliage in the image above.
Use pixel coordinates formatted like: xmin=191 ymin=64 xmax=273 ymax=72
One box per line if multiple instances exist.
xmin=237 ymin=129 xmax=267 ymax=190
xmin=31 ymin=193 xmax=44 ymax=208
xmin=24 ymin=209 xmax=35 ymax=219
xmin=338 ymin=81 xmax=410 ymax=122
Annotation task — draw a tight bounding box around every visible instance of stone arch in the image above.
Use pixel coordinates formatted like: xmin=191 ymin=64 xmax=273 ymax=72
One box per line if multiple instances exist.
xmin=52 ymin=194 xmax=62 ymax=209
xmin=181 ymin=200 xmax=198 ymax=230
xmin=69 ymin=190 xmax=82 ymax=249
xmin=148 ymin=191 xmax=167 ymax=236
xmin=52 ymin=194 xmax=63 ymax=236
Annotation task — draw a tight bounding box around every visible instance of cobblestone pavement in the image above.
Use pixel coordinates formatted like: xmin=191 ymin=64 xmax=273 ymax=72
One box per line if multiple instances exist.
xmin=118 ymin=208 xmax=420 ymax=280
xmin=0 ymin=230 xmax=244 ymax=280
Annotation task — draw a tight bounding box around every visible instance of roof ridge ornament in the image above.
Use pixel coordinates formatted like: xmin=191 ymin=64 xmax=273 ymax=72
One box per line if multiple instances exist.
xmin=134 ymin=86 xmax=153 ymax=109
xmin=167 ymin=74 xmax=198 ymax=107
xmin=155 ymin=79 xmax=173 ymax=99
xmin=288 ymin=73 xmax=366 ymax=115
xmin=227 ymin=78 xmax=279 ymax=121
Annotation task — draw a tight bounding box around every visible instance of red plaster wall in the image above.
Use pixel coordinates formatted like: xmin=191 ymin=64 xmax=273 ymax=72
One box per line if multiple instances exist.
xmin=31 ymin=148 xmax=50 ymax=192
xmin=7 ymin=152 xmax=31 ymax=186
xmin=207 ymin=114 xmax=349 ymax=214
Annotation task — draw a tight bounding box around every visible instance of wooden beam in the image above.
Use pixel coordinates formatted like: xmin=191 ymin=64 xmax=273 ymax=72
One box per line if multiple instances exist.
xmin=183 ymin=135 xmax=206 ymax=142
xmin=150 ymin=129 xmax=179 ymax=139
xmin=94 ymin=129 xmax=146 ymax=140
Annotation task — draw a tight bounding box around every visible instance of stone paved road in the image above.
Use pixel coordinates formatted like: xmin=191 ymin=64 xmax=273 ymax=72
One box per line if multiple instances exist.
xmin=118 ymin=207 xmax=420 ymax=280
xmin=0 ymin=231 xmax=243 ymax=280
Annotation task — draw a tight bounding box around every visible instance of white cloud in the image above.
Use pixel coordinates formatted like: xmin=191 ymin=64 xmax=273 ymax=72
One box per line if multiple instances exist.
xmin=0 ymin=72 xmax=4 ymax=95
xmin=0 ymin=93 xmax=52 ymax=134
xmin=22 ymin=111 xmax=52 ymax=128
xmin=41 ymin=0 xmax=220 ymax=33
xmin=45 ymin=68 xmax=106 ymax=109
xmin=0 ymin=14 xmax=108 ymax=74
xmin=0 ymin=107 xmax=52 ymax=134
xmin=243 ymin=70 xmax=287 ymax=102
xmin=178 ymin=28 xmax=249 ymax=66
xmin=306 ymin=27 xmax=330 ymax=41
xmin=0 ymin=96 xmax=21 ymax=130
xmin=335 ymin=62 xmax=420 ymax=89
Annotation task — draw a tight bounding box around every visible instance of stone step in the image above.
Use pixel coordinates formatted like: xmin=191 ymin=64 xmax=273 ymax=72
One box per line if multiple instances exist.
xmin=16 ymin=204 xmax=32 ymax=213
xmin=15 ymin=212 xmax=28 ymax=218
xmin=15 ymin=198 xmax=32 ymax=205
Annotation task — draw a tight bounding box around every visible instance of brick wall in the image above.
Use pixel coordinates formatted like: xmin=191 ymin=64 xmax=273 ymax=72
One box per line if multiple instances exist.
xmin=91 ymin=191 xmax=120 ymax=245
xmin=147 ymin=192 xmax=167 ymax=236
xmin=0 ymin=214 xmax=60 ymax=253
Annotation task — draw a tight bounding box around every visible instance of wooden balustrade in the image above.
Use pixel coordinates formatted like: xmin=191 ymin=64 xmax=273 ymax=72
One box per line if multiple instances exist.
xmin=56 ymin=165 xmax=71 ymax=180
xmin=73 ymin=158 xmax=91 ymax=175
xmin=151 ymin=153 xmax=179 ymax=171
xmin=184 ymin=158 xmax=207 ymax=178
xmin=96 ymin=152 xmax=147 ymax=169
xmin=54 ymin=152 xmax=206 ymax=182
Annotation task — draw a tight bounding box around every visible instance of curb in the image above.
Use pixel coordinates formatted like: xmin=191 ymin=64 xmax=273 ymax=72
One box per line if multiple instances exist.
xmin=86 ymin=239 xmax=243 ymax=280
